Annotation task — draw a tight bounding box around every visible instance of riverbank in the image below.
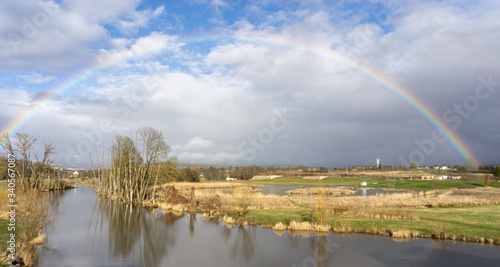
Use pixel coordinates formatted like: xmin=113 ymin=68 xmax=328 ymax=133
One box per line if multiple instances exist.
xmin=0 ymin=184 xmax=61 ymax=267
xmin=149 ymin=182 xmax=500 ymax=246
xmin=247 ymin=205 xmax=500 ymax=244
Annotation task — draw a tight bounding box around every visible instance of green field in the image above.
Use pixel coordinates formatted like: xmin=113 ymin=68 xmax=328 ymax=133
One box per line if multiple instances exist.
xmin=244 ymin=176 xmax=500 ymax=242
xmin=0 ymin=218 xmax=17 ymax=267
xmin=248 ymin=205 xmax=500 ymax=240
xmin=252 ymin=176 xmax=500 ymax=191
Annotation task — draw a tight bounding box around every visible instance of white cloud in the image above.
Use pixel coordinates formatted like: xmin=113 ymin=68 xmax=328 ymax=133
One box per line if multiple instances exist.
xmin=0 ymin=1 xmax=167 ymax=72
xmin=173 ymin=137 xmax=215 ymax=150
xmin=97 ymin=32 xmax=179 ymax=65
xmin=115 ymin=6 xmax=165 ymax=35
xmin=1 ymin=0 xmax=500 ymax=167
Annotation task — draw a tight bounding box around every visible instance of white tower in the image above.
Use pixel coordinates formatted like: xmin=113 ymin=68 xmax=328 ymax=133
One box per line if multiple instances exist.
xmin=376 ymin=158 xmax=380 ymax=169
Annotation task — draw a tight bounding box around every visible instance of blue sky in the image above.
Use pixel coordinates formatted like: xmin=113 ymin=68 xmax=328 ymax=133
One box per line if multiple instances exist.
xmin=1 ymin=0 xmax=499 ymax=168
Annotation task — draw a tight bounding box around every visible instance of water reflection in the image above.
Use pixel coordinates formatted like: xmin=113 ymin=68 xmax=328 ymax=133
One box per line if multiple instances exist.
xmin=87 ymin=197 xmax=182 ymax=267
xmin=230 ymin=226 xmax=256 ymax=264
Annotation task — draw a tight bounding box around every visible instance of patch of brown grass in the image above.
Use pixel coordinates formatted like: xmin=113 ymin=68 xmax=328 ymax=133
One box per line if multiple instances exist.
xmin=194 ymin=189 xmax=297 ymax=210
xmin=13 ymin=189 xmax=57 ymax=267
xmin=285 ymin=187 xmax=356 ymax=195
xmin=343 ymin=207 xmax=419 ymax=220
xmin=272 ymin=220 xmax=331 ymax=232
xmin=168 ymin=182 xmax=247 ymax=190
xmin=292 ymin=187 xmax=500 ymax=210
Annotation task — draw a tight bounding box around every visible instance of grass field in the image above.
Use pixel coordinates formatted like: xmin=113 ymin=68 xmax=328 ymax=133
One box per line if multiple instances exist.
xmin=248 ymin=205 xmax=500 ymax=240
xmin=195 ymin=177 xmax=500 ymax=243
xmin=0 ymin=218 xmax=17 ymax=266
xmin=251 ymin=176 xmax=500 ymax=191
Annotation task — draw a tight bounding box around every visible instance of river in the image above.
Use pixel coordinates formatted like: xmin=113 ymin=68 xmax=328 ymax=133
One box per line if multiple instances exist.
xmin=36 ymin=186 xmax=500 ymax=267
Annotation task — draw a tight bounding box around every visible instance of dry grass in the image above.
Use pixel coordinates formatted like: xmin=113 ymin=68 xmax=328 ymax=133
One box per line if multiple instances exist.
xmin=342 ymin=207 xmax=419 ymax=220
xmin=168 ymin=181 xmax=247 ymax=190
xmin=272 ymin=220 xmax=331 ymax=232
xmin=28 ymin=233 xmax=46 ymax=246
xmin=11 ymin=189 xmax=57 ymax=267
xmin=193 ymin=189 xmax=297 ymax=210
xmin=291 ymin=187 xmax=500 ymax=210
xmin=0 ymin=188 xmax=9 ymax=216
xmin=285 ymin=187 xmax=356 ymax=195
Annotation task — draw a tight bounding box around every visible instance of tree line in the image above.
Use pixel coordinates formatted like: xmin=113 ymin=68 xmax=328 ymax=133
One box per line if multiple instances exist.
xmin=0 ymin=132 xmax=64 ymax=191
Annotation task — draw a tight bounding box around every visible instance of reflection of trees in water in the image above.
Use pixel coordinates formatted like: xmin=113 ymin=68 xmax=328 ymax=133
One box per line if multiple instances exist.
xmin=308 ymin=235 xmax=335 ymax=267
xmin=46 ymin=189 xmax=66 ymax=231
xmin=89 ymin=197 xmax=182 ymax=267
xmin=288 ymin=233 xmax=337 ymax=267
xmin=189 ymin=213 xmax=196 ymax=236
xmin=230 ymin=226 xmax=256 ymax=264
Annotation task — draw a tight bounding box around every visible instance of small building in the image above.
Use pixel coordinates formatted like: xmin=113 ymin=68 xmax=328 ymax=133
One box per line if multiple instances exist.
xmin=226 ymin=177 xmax=237 ymax=181
xmin=72 ymin=170 xmax=79 ymax=178
xmin=439 ymin=165 xmax=448 ymax=170
xmin=360 ymin=182 xmax=367 ymax=186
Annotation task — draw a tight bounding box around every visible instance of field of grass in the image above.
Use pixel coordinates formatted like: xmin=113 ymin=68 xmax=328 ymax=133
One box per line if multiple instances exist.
xmin=248 ymin=205 xmax=500 ymax=240
xmin=196 ymin=182 xmax=500 ymax=244
xmin=0 ymin=219 xmax=10 ymax=266
xmin=252 ymin=176 xmax=368 ymax=187
xmin=0 ymin=218 xmax=18 ymax=266
xmin=251 ymin=176 xmax=499 ymax=191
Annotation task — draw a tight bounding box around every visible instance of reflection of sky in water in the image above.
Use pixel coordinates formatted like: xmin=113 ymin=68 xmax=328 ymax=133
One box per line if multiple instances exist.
xmin=37 ymin=185 xmax=500 ymax=267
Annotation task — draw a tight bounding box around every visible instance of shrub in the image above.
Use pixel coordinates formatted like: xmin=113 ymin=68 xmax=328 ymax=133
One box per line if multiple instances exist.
xmin=16 ymin=189 xmax=57 ymax=266
xmin=484 ymin=175 xmax=491 ymax=186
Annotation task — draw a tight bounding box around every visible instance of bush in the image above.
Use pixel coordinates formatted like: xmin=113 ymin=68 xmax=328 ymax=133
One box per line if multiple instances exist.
xmin=494 ymin=167 xmax=500 ymax=178
xmin=16 ymin=189 xmax=57 ymax=266
xmin=484 ymin=175 xmax=491 ymax=186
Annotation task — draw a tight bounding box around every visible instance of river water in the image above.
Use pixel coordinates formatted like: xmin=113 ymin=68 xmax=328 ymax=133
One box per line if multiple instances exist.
xmin=36 ymin=186 xmax=499 ymax=267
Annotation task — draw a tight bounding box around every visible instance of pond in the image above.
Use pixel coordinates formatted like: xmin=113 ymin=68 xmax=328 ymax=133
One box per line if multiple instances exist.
xmin=36 ymin=186 xmax=500 ymax=267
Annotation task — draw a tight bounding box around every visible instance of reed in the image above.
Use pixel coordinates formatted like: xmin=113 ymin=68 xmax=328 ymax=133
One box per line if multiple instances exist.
xmin=291 ymin=187 xmax=500 ymax=210
xmin=284 ymin=188 xmax=356 ymax=195
xmin=272 ymin=220 xmax=331 ymax=232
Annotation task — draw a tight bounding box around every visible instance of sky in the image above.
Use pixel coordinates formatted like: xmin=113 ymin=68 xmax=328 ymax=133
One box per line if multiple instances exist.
xmin=0 ymin=0 xmax=499 ymax=168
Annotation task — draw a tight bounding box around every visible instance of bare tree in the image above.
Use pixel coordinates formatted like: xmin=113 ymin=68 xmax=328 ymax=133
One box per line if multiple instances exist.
xmin=97 ymin=127 xmax=171 ymax=203
xmin=1 ymin=132 xmax=58 ymax=190
xmin=31 ymin=142 xmax=56 ymax=190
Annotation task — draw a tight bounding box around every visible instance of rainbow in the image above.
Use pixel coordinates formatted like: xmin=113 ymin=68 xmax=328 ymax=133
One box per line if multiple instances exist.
xmin=0 ymin=35 xmax=478 ymax=165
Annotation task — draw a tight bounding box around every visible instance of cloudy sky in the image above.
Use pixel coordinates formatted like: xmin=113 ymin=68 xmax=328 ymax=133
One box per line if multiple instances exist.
xmin=0 ymin=0 xmax=499 ymax=168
